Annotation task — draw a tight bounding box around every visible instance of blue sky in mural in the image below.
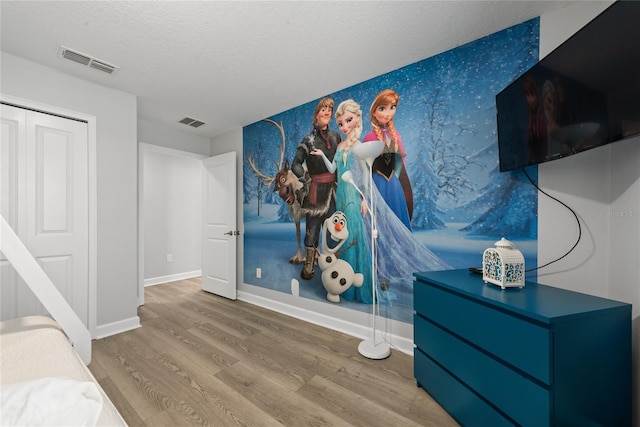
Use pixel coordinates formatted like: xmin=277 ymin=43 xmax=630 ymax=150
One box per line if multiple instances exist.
xmin=243 ymin=19 xmax=540 ymax=324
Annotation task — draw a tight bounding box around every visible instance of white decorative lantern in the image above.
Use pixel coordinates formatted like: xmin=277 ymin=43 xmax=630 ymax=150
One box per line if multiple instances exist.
xmin=482 ymin=238 xmax=525 ymax=289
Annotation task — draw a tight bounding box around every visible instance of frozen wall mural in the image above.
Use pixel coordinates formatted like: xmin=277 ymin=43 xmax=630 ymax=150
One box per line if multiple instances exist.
xmin=243 ymin=20 xmax=540 ymax=324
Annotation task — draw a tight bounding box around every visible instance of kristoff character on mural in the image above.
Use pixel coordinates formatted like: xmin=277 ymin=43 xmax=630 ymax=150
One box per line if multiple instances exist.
xmin=291 ymin=97 xmax=340 ymax=280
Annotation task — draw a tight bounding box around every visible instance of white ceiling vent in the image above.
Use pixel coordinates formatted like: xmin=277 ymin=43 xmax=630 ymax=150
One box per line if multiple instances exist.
xmin=58 ymin=46 xmax=119 ymax=74
xmin=179 ymin=117 xmax=206 ymax=128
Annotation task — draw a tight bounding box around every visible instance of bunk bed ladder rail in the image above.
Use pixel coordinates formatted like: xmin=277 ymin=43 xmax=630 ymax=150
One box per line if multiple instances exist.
xmin=0 ymin=214 xmax=92 ymax=364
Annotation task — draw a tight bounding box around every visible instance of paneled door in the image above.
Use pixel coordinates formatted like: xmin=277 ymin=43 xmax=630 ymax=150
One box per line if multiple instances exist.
xmin=0 ymin=103 xmax=89 ymax=325
xmin=201 ymin=152 xmax=237 ymax=300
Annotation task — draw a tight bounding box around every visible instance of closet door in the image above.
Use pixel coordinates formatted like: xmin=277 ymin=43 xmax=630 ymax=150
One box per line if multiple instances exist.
xmin=1 ymin=104 xmax=89 ymax=325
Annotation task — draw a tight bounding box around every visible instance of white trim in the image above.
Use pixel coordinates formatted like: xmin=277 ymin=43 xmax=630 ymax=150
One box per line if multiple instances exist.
xmin=237 ymin=289 xmax=415 ymax=356
xmin=87 ymin=116 xmax=97 ymax=336
xmin=94 ymin=316 xmax=141 ymax=340
xmin=144 ymin=270 xmax=202 ymax=287
xmin=137 ymin=144 xmax=145 ymax=307
xmin=1 ymin=93 xmax=98 ymax=338
xmin=139 ymin=142 xmax=208 ymax=160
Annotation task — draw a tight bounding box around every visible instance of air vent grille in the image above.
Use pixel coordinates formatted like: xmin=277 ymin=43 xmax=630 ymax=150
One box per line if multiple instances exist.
xmin=179 ymin=117 xmax=206 ymax=128
xmin=61 ymin=49 xmax=91 ymax=66
xmin=89 ymin=59 xmax=117 ymax=74
xmin=58 ymin=46 xmax=119 ymax=74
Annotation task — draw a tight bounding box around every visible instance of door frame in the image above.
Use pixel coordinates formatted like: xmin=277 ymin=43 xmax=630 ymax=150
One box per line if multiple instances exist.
xmin=137 ymin=143 xmax=207 ymax=306
xmin=1 ymin=93 xmax=98 ymax=336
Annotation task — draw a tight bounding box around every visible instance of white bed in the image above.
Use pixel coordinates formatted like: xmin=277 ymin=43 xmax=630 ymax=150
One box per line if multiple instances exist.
xmin=0 ymin=315 xmax=127 ymax=426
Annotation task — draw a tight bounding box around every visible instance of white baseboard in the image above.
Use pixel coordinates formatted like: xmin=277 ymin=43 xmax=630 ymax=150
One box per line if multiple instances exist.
xmin=94 ymin=315 xmax=141 ymax=339
xmin=144 ymin=270 xmax=202 ymax=287
xmin=238 ymin=289 xmax=415 ymax=356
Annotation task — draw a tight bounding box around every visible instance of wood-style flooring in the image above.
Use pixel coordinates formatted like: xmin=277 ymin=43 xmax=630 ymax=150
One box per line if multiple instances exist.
xmin=88 ymin=278 xmax=459 ymax=426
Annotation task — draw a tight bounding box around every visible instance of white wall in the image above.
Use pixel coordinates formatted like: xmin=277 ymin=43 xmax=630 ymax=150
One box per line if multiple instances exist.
xmin=538 ymin=2 xmax=619 ymax=293
xmin=137 ymin=117 xmax=211 ymax=294
xmin=141 ymin=145 xmax=204 ymax=285
xmin=1 ymin=52 xmax=139 ymax=334
xmin=539 ymin=2 xmax=639 ymax=422
xmin=138 ymin=118 xmax=211 ymax=157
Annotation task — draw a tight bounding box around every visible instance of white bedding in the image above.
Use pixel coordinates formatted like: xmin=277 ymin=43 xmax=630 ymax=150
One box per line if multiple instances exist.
xmin=1 ymin=377 xmax=103 ymax=426
xmin=0 ymin=316 xmax=127 ymax=426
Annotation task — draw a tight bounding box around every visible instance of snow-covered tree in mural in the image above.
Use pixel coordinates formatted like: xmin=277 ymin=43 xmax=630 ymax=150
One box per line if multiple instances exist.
xmin=404 ymin=19 xmax=540 ymax=236
xmin=242 ymin=161 xmax=255 ymax=204
xmin=455 ymin=21 xmax=540 ymax=239
xmin=460 ymin=168 xmax=537 ymax=238
xmin=411 ymin=82 xmax=480 ymax=230
xmin=243 ymin=125 xmax=275 ymax=215
xmin=244 ymin=120 xmax=292 ymax=218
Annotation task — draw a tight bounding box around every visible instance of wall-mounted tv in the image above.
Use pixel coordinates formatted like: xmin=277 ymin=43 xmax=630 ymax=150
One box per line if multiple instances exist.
xmin=496 ymin=0 xmax=640 ymax=172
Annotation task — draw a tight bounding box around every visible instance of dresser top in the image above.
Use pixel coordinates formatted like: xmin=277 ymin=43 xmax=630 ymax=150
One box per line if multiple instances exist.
xmin=414 ymin=269 xmax=631 ymax=324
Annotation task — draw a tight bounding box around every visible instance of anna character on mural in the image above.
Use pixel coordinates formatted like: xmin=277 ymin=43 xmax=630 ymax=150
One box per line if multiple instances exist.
xmin=291 ymin=97 xmax=340 ymax=280
xmin=363 ymin=89 xmax=413 ymax=231
xmin=361 ymin=89 xmax=452 ymax=297
xmin=312 ymin=99 xmax=373 ymax=303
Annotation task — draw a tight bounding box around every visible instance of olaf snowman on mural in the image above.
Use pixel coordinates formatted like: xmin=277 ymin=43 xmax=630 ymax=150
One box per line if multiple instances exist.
xmin=318 ymin=211 xmax=364 ymax=303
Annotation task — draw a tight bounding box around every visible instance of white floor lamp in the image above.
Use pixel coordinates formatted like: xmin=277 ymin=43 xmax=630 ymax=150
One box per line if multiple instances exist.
xmin=341 ymin=139 xmax=390 ymax=359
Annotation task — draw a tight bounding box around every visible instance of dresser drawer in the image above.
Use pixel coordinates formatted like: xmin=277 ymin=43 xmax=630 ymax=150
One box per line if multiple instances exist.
xmin=415 ymin=280 xmax=551 ymax=384
xmin=415 ymin=315 xmax=550 ymax=426
xmin=414 ymin=349 xmax=514 ymax=427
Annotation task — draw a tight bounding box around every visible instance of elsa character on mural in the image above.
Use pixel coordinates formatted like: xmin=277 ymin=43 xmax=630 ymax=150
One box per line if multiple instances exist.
xmin=364 ymin=89 xmax=414 ymax=231
xmin=311 ymin=99 xmax=373 ymax=303
xmin=313 ymin=99 xmax=451 ymax=302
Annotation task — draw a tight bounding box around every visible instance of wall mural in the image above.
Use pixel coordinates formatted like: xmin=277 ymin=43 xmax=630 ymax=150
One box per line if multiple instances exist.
xmin=243 ymin=19 xmax=539 ymax=324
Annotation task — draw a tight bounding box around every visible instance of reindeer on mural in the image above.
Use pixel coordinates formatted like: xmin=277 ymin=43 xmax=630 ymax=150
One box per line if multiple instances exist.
xmin=246 ymin=119 xmax=308 ymax=264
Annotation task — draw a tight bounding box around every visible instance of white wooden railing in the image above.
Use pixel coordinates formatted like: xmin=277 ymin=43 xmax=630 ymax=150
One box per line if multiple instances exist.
xmin=0 ymin=215 xmax=92 ymax=364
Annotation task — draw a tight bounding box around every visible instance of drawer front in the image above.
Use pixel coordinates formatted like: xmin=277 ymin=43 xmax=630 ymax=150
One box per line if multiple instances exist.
xmin=415 ymin=315 xmax=550 ymax=427
xmin=415 ymin=280 xmax=551 ymax=384
xmin=414 ymin=349 xmax=515 ymax=427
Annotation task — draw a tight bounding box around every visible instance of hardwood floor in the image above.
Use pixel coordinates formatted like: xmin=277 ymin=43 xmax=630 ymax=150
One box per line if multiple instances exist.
xmin=88 ymin=278 xmax=459 ymax=426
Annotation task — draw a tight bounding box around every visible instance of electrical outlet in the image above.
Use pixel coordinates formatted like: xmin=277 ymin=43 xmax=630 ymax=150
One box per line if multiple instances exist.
xmin=256 ymin=268 xmax=261 ymax=278
xmin=167 ymin=254 xmax=173 ymax=263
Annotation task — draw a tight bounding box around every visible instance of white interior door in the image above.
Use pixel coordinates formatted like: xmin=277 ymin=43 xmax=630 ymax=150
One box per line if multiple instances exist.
xmin=202 ymin=151 xmax=237 ymax=299
xmin=1 ymin=104 xmax=89 ymax=324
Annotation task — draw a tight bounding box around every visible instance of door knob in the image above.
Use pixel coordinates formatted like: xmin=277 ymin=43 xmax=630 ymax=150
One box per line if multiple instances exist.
xmin=224 ymin=231 xmax=233 ymax=235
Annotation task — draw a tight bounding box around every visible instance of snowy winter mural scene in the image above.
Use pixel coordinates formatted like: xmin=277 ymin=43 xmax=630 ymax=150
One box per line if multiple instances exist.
xmin=243 ymin=20 xmax=539 ymax=324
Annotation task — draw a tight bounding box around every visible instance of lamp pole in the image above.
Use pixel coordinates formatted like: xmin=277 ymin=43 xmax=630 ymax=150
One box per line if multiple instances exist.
xmin=349 ymin=140 xmax=390 ymax=360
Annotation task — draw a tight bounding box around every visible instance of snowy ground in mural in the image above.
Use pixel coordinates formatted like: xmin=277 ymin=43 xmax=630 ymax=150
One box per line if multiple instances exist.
xmin=243 ymin=201 xmax=537 ymax=324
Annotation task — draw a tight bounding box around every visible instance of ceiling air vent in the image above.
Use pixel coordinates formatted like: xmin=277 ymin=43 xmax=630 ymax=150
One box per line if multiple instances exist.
xmin=179 ymin=117 xmax=206 ymax=128
xmin=58 ymin=46 xmax=119 ymax=74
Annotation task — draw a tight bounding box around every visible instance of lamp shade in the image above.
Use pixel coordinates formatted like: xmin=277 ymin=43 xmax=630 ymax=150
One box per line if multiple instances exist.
xmin=340 ymin=170 xmax=354 ymax=185
xmin=351 ymin=140 xmax=384 ymax=166
xmin=341 ymin=171 xmax=367 ymax=203
xmin=482 ymin=238 xmax=525 ymax=289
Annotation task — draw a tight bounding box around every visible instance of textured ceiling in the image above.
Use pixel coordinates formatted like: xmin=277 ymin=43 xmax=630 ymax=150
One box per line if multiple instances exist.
xmin=1 ymin=1 xmax=581 ymax=139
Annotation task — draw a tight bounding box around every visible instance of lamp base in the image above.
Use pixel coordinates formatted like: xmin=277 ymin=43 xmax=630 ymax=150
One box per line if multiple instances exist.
xmin=358 ymin=338 xmax=391 ymax=360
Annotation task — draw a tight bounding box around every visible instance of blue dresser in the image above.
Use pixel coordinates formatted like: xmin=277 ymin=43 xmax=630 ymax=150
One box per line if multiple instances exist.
xmin=413 ymin=269 xmax=631 ymax=426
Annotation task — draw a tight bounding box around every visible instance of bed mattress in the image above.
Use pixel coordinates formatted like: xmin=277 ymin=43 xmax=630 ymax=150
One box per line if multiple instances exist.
xmin=0 ymin=315 xmax=127 ymax=426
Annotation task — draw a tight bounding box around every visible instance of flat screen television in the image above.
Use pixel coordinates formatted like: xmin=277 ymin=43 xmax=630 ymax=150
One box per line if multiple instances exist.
xmin=496 ymin=0 xmax=640 ymax=172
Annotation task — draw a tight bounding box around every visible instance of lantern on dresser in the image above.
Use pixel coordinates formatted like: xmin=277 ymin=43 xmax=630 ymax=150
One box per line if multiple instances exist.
xmin=482 ymin=238 xmax=525 ymax=289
